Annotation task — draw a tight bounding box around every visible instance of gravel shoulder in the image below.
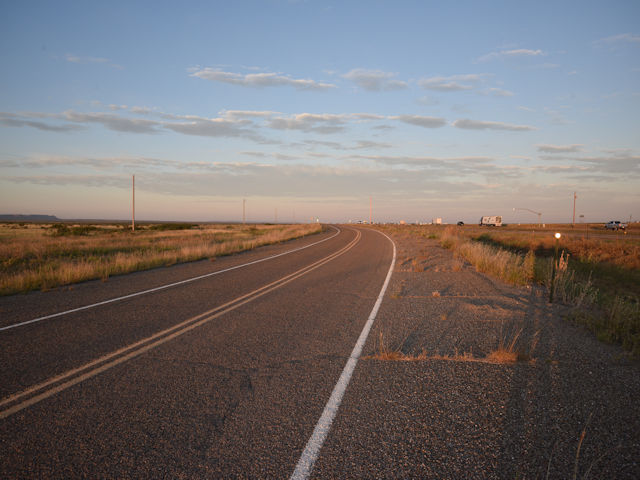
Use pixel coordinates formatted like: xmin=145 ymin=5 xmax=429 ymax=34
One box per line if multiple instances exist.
xmin=313 ymin=232 xmax=640 ymax=479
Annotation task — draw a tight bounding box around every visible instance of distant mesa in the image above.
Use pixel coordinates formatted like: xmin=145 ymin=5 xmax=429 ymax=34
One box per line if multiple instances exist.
xmin=0 ymin=214 xmax=60 ymax=222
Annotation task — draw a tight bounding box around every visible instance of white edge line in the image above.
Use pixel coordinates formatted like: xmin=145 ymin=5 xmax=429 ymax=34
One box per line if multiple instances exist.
xmin=0 ymin=226 xmax=341 ymax=333
xmin=289 ymin=228 xmax=397 ymax=480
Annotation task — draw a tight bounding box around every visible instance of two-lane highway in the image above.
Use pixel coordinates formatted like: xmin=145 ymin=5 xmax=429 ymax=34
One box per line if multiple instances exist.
xmin=0 ymin=225 xmax=394 ymax=478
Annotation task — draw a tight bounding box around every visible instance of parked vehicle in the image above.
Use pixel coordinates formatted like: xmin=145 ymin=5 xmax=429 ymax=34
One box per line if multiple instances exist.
xmin=605 ymin=220 xmax=627 ymax=231
xmin=457 ymin=221 xmax=464 ymax=226
xmin=479 ymin=216 xmax=502 ymax=226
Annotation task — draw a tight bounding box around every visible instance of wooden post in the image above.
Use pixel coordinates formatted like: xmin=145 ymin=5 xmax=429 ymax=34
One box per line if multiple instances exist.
xmin=132 ymin=174 xmax=135 ymax=232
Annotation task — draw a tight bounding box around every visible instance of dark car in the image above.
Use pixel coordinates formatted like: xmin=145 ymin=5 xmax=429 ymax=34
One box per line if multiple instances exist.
xmin=457 ymin=221 xmax=464 ymax=226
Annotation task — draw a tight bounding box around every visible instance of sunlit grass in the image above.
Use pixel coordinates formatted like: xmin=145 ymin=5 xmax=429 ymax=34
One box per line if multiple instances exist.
xmin=0 ymin=222 xmax=322 ymax=295
xmin=371 ymin=223 xmax=640 ymax=357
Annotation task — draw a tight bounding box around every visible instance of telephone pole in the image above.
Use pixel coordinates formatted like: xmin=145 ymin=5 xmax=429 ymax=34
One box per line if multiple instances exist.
xmin=572 ymin=191 xmax=577 ymax=228
xmin=242 ymin=199 xmax=246 ymax=225
xmin=132 ymin=174 xmax=135 ymax=232
xmin=369 ymin=196 xmax=372 ymax=224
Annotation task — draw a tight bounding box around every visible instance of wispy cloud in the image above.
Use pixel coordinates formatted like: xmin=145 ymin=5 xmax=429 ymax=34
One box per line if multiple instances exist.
xmin=267 ymin=113 xmax=348 ymax=134
xmin=64 ymin=53 xmax=123 ymax=69
xmin=162 ymin=116 xmax=264 ymax=140
xmin=537 ymin=144 xmax=583 ymax=154
xmin=190 ymin=68 xmax=336 ymax=90
xmin=390 ymin=115 xmax=447 ymax=128
xmin=0 ymin=112 xmax=83 ymax=132
xmin=452 ymin=118 xmax=536 ymax=131
xmin=594 ymin=33 xmax=640 ymax=46
xmin=1 ymin=109 xmax=268 ymax=141
xmin=477 ymin=48 xmax=544 ymax=63
xmin=62 ymin=110 xmax=161 ymax=134
xmin=342 ymin=69 xmax=408 ymax=91
xmin=3 ymin=107 xmax=545 ymax=141
xmin=534 ymin=152 xmax=640 ymax=177
xmin=481 ymin=87 xmax=514 ymax=97
xmin=221 ymin=110 xmax=281 ymax=119
xmin=418 ymin=74 xmax=486 ymax=92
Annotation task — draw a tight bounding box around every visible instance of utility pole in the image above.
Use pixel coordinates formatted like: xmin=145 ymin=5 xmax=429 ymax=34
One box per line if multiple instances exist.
xmin=132 ymin=174 xmax=135 ymax=232
xmin=242 ymin=199 xmax=246 ymax=225
xmin=369 ymin=196 xmax=372 ymax=224
xmin=572 ymin=192 xmax=577 ymax=228
xmin=275 ymin=207 xmax=278 ymax=224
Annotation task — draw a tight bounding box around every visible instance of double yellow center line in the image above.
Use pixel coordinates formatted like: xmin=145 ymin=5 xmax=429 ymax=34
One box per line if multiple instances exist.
xmin=0 ymin=229 xmax=361 ymax=420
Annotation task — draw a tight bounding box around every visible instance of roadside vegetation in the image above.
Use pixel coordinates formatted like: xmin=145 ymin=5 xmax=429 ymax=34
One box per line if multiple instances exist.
xmin=0 ymin=222 xmax=322 ymax=295
xmin=374 ymin=223 xmax=640 ymax=357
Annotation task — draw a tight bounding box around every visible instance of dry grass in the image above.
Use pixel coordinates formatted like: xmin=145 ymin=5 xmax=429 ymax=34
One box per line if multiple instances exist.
xmin=372 ymin=223 xmax=640 ymax=356
xmin=471 ymin=228 xmax=640 ymax=270
xmin=486 ymin=327 xmax=539 ymax=363
xmin=0 ymin=222 xmax=322 ymax=295
xmin=440 ymin=227 xmax=535 ymax=286
xmin=369 ymin=330 xmax=537 ymax=364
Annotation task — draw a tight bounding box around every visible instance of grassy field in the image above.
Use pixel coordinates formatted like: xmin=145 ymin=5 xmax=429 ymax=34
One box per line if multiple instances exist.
xmin=0 ymin=222 xmax=322 ymax=296
xmin=373 ymin=223 xmax=640 ymax=356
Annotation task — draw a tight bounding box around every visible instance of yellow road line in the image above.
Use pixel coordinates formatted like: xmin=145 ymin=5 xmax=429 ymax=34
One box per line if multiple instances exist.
xmin=0 ymin=228 xmax=361 ymax=420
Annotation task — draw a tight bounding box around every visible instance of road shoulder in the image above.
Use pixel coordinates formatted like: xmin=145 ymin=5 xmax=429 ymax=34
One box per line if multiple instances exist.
xmin=313 ymin=230 xmax=640 ymax=479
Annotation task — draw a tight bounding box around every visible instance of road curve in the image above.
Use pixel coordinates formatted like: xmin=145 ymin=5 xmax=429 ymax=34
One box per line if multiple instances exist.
xmin=0 ymin=225 xmax=394 ymax=478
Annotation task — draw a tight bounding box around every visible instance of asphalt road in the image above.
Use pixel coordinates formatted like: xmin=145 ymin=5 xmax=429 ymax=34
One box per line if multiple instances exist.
xmin=0 ymin=225 xmax=395 ymax=478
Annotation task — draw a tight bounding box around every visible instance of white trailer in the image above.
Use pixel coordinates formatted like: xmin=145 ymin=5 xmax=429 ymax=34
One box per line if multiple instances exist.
xmin=479 ymin=215 xmax=502 ymax=226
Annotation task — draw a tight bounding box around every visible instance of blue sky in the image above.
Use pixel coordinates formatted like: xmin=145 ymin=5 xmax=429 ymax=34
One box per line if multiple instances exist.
xmin=1 ymin=1 xmax=638 ymax=223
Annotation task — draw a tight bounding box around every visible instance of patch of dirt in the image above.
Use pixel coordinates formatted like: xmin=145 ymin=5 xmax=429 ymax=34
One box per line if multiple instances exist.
xmin=360 ymin=229 xmax=640 ymax=478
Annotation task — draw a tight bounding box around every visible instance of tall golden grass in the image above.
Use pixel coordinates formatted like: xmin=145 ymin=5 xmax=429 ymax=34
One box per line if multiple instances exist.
xmin=440 ymin=227 xmax=535 ymax=285
xmin=470 ymin=229 xmax=640 ymax=270
xmin=0 ymin=223 xmax=322 ymax=295
xmin=372 ymin=223 xmax=640 ymax=356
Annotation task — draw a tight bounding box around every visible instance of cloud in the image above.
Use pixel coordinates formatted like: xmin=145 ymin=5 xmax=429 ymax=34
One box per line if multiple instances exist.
xmin=595 ymin=33 xmax=640 ymax=45
xmin=273 ymin=153 xmax=298 ymax=161
xmin=64 ymin=53 xmax=123 ymax=69
xmin=349 ymin=140 xmax=392 ymax=150
xmin=5 ymin=161 xmax=514 ymax=201
xmin=162 ymin=117 xmax=262 ymax=139
xmin=390 ymin=115 xmax=447 ymax=128
xmin=301 ymin=139 xmax=343 ymax=149
xmin=221 ymin=110 xmax=280 ymax=120
xmin=477 ymin=49 xmax=544 ymax=62
xmin=190 ymin=68 xmax=336 ymax=90
xmin=129 ymin=106 xmax=154 ymax=115
xmin=452 ymin=118 xmax=536 ymax=131
xmin=537 ymin=144 xmax=583 ymax=154
xmin=0 ymin=112 xmax=83 ymax=132
xmin=62 ymin=110 xmax=161 ymax=134
xmin=481 ymin=87 xmax=514 ymax=97
xmin=343 ymin=69 xmax=408 ymax=91
xmin=4 ymin=174 xmax=129 ymax=189
xmin=5 ymin=154 xmax=179 ymax=170
xmin=2 ymin=109 xmax=271 ymax=141
xmin=418 ymin=74 xmax=486 ymax=92
xmin=267 ymin=113 xmax=348 ymax=134
xmin=240 ymin=151 xmax=268 ymax=159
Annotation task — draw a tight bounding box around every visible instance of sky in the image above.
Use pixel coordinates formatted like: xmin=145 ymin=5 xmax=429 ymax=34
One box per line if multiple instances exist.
xmin=0 ymin=0 xmax=639 ymax=224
